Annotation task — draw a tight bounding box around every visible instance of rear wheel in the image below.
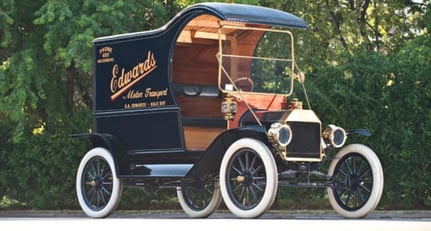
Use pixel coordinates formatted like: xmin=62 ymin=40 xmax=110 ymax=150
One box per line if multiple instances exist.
xmin=177 ymin=180 xmax=222 ymax=218
xmin=76 ymin=147 xmax=123 ymax=218
xmin=220 ymin=138 xmax=277 ymax=218
xmin=327 ymin=144 xmax=384 ymax=218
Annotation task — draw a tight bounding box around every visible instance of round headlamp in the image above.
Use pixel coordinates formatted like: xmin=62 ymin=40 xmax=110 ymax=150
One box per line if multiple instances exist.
xmin=323 ymin=124 xmax=347 ymax=148
xmin=268 ymin=123 xmax=292 ymax=147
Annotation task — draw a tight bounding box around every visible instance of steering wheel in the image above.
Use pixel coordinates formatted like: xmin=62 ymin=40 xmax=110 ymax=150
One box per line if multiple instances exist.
xmin=233 ymin=77 xmax=254 ymax=92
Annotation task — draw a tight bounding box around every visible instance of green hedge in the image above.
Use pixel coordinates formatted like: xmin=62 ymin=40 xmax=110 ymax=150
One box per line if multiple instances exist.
xmin=1 ymin=46 xmax=430 ymax=210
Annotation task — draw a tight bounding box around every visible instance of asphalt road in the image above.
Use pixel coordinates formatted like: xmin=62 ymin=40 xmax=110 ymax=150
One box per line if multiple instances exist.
xmin=1 ymin=209 xmax=431 ymax=219
xmin=1 ymin=210 xmax=430 ymax=231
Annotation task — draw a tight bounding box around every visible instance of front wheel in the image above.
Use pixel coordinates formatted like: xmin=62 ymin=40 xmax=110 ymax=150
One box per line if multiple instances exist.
xmin=219 ymin=138 xmax=278 ymax=218
xmin=76 ymin=147 xmax=123 ymax=218
xmin=327 ymin=144 xmax=384 ymax=218
xmin=177 ymin=180 xmax=222 ymax=218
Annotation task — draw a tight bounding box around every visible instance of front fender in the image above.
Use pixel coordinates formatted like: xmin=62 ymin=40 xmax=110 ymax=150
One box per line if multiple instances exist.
xmin=185 ymin=125 xmax=271 ymax=180
xmin=346 ymin=129 xmax=371 ymax=137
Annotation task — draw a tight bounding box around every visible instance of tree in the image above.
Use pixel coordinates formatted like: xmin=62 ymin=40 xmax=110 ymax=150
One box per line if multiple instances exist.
xmin=260 ymin=0 xmax=427 ymax=64
xmin=0 ymin=0 xmax=180 ymax=208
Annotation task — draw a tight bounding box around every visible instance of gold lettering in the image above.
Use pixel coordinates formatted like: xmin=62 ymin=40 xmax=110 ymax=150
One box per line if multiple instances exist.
xmin=145 ymin=88 xmax=168 ymax=99
xmin=150 ymin=101 xmax=166 ymax=107
xmin=126 ymin=90 xmax=143 ymax=99
xmin=97 ymin=58 xmax=114 ymax=63
xmin=110 ymin=51 xmax=157 ymax=101
xmin=99 ymin=46 xmax=113 ymax=55
xmin=98 ymin=46 xmax=114 ymax=63
xmin=130 ymin=103 xmax=147 ymax=108
xmin=110 ymin=64 xmax=119 ymax=92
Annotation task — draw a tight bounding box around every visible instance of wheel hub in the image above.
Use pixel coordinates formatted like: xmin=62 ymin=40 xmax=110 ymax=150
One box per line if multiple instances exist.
xmin=236 ymin=175 xmax=245 ymax=182
xmin=348 ymin=173 xmax=360 ymax=191
xmin=90 ymin=177 xmax=103 ymax=190
xmin=237 ymin=170 xmax=254 ymax=187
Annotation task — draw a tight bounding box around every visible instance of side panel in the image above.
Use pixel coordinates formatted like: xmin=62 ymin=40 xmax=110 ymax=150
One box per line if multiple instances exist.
xmin=92 ymin=24 xmax=185 ymax=159
xmin=95 ymin=109 xmax=183 ymax=152
xmin=91 ymin=9 xmax=213 ymax=163
xmin=94 ymin=35 xmax=176 ymax=111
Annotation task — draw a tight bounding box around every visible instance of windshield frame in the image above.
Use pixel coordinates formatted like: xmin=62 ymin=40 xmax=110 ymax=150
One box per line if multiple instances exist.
xmin=216 ymin=24 xmax=298 ymax=97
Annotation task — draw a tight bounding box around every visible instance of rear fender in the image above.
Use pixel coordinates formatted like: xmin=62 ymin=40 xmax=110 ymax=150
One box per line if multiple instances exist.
xmin=71 ymin=133 xmax=130 ymax=176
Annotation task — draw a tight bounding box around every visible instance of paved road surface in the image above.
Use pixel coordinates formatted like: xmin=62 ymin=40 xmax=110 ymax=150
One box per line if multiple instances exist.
xmin=1 ymin=210 xmax=430 ymax=231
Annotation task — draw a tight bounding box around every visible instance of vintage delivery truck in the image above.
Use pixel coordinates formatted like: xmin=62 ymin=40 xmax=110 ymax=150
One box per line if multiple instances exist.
xmin=74 ymin=2 xmax=384 ymax=219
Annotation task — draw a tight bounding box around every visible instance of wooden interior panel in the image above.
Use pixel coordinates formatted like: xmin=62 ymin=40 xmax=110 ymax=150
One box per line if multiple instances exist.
xmin=228 ymin=93 xmax=287 ymax=128
xmin=172 ymin=44 xmax=219 ymax=86
xmin=177 ymin=97 xmax=223 ymax=117
xmin=183 ymin=126 xmax=224 ymax=150
xmin=233 ymin=93 xmax=287 ymax=110
xmin=171 ymin=14 xmax=272 ymax=150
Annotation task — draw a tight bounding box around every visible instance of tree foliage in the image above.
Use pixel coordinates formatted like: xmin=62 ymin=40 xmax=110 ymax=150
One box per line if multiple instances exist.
xmin=0 ymin=0 xmax=430 ymax=209
xmin=0 ymin=0 xmax=180 ymax=209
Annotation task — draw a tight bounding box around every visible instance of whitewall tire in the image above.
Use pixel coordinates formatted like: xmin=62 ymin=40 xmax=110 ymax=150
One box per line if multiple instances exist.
xmin=327 ymin=144 xmax=384 ymax=218
xmin=76 ymin=147 xmax=123 ymax=218
xmin=219 ymin=138 xmax=278 ymax=218
xmin=177 ymin=180 xmax=222 ymax=218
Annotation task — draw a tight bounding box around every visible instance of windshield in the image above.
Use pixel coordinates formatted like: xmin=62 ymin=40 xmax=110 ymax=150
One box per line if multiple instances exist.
xmin=217 ymin=25 xmax=298 ymax=96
